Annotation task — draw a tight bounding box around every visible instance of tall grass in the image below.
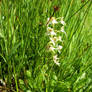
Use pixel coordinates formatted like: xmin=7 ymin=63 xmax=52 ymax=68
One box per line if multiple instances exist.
xmin=0 ymin=0 xmax=92 ymax=91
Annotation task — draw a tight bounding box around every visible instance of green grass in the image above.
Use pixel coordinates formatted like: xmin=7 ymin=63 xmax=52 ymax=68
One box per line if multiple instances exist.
xmin=0 ymin=0 xmax=92 ymax=92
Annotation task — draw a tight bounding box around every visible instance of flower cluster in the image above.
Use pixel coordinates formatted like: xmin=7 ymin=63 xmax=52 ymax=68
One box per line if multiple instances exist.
xmin=46 ymin=17 xmax=66 ymax=66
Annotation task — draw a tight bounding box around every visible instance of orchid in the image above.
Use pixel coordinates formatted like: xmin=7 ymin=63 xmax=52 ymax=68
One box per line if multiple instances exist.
xmin=51 ymin=17 xmax=58 ymax=24
xmin=47 ymin=27 xmax=56 ymax=36
xmin=49 ymin=46 xmax=55 ymax=52
xmin=46 ymin=16 xmax=66 ymax=66
xmin=57 ymin=36 xmax=62 ymax=42
xmin=56 ymin=45 xmax=63 ymax=53
xmin=60 ymin=17 xmax=66 ymax=25
xmin=53 ymin=55 xmax=60 ymax=66
xmin=60 ymin=26 xmax=66 ymax=35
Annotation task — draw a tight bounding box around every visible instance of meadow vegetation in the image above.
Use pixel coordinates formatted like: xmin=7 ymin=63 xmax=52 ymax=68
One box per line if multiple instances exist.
xmin=0 ymin=0 xmax=92 ymax=92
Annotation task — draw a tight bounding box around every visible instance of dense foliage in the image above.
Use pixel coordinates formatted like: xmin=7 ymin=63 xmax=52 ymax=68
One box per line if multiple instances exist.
xmin=0 ymin=0 xmax=92 ymax=92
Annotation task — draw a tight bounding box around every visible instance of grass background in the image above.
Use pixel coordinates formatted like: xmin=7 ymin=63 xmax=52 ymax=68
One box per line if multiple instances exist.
xmin=0 ymin=0 xmax=92 ymax=92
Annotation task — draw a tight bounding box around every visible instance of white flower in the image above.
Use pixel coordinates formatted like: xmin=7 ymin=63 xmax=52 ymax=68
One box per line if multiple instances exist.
xmin=60 ymin=26 xmax=66 ymax=35
xmin=47 ymin=17 xmax=58 ymax=25
xmin=60 ymin=17 xmax=66 ymax=25
xmin=56 ymin=45 xmax=63 ymax=53
xmin=53 ymin=55 xmax=58 ymax=60
xmin=49 ymin=37 xmax=56 ymax=45
xmin=47 ymin=27 xmax=56 ymax=36
xmin=53 ymin=55 xmax=60 ymax=66
xmin=50 ymin=37 xmax=57 ymax=41
xmin=50 ymin=31 xmax=56 ymax=36
xmin=54 ymin=60 xmax=60 ymax=66
xmin=58 ymin=45 xmax=63 ymax=50
xmin=47 ymin=27 xmax=54 ymax=32
xmin=49 ymin=46 xmax=55 ymax=52
xmin=57 ymin=36 xmax=62 ymax=42
xmin=51 ymin=17 xmax=58 ymax=24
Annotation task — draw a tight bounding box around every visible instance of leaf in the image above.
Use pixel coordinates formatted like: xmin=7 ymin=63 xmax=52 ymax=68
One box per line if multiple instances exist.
xmin=0 ymin=30 xmax=4 ymax=39
xmin=19 ymin=79 xmax=26 ymax=91
xmin=9 ymin=42 xmax=21 ymax=58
